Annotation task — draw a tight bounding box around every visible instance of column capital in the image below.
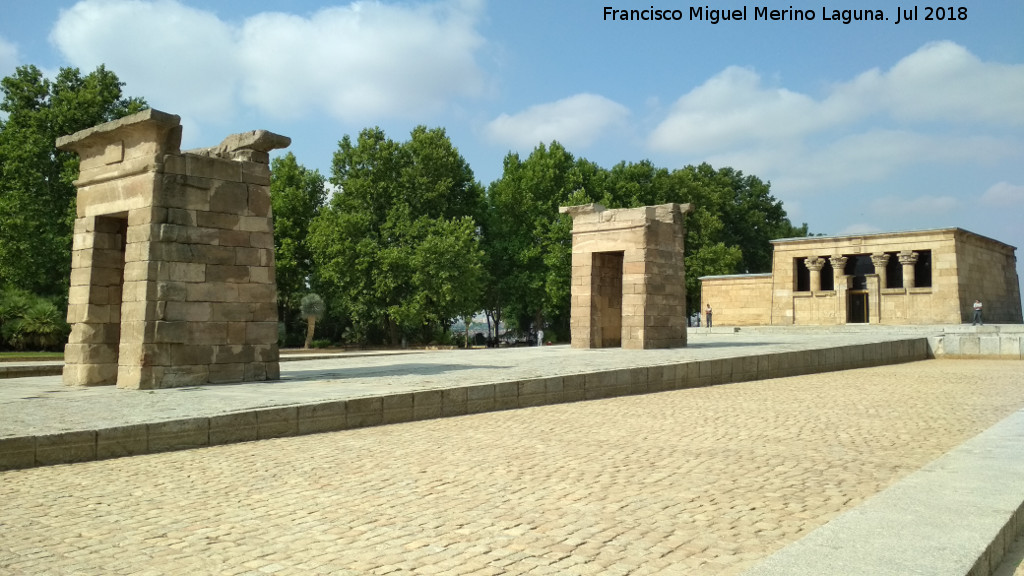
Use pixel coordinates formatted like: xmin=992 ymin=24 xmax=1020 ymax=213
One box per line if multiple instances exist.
xmin=898 ymin=250 xmax=919 ymax=265
xmin=804 ymin=256 xmax=826 ymax=272
xmin=870 ymin=252 xmax=890 ymax=269
xmin=828 ymin=255 xmax=848 ymax=270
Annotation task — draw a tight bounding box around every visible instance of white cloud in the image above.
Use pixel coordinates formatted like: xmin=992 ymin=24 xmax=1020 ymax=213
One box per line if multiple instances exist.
xmin=839 ymin=41 xmax=1024 ymax=126
xmin=981 ymin=182 xmax=1024 ymax=207
xmin=652 ymin=41 xmax=1024 ymax=156
xmin=51 ymin=0 xmax=239 ymax=123
xmin=0 ymin=36 xmax=16 ymax=121
xmin=0 ymin=35 xmax=18 ymax=76
xmin=649 ymin=66 xmax=853 ymax=155
xmin=237 ymin=0 xmax=486 ymax=119
xmin=649 ymin=42 xmax=1024 ymax=197
xmin=49 ymin=0 xmax=487 ymax=127
xmin=484 ymin=93 xmax=630 ymax=150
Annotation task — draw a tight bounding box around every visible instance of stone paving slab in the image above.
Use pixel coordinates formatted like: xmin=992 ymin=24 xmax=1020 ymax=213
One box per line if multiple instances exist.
xmin=1 ymin=359 xmax=1022 ymax=575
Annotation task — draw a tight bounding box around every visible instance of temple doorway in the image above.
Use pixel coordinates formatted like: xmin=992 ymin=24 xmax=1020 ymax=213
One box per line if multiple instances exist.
xmin=591 ymin=251 xmax=624 ymax=347
xmin=848 ymin=291 xmax=869 ymax=323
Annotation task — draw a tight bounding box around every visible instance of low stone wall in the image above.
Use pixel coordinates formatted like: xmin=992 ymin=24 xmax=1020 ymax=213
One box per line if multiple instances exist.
xmin=0 ymin=337 xmax=930 ymax=471
xmin=928 ymin=326 xmax=1024 ymax=359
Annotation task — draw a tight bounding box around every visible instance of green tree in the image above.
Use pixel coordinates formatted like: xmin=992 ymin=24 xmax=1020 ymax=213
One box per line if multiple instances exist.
xmin=270 ymin=152 xmax=327 ymax=337
xmin=482 ymin=142 xmax=596 ymax=341
xmin=483 ymin=152 xmax=808 ymax=329
xmin=309 ymin=126 xmax=484 ymax=345
xmin=300 ymin=293 xmax=326 ymax=349
xmin=0 ymin=64 xmax=146 ymax=297
xmin=595 ymin=161 xmax=807 ymax=313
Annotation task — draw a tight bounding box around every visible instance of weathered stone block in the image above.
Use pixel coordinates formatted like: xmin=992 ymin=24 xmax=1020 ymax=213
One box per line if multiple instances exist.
xmin=466 ymin=384 xmax=496 ymax=414
xmin=210 ymin=412 xmax=258 ymax=445
xmin=256 ymin=407 xmax=298 ymax=439
xmin=413 ymin=390 xmax=443 ymax=420
xmin=206 ymin=264 xmax=250 ymax=283
xmin=383 ymin=394 xmax=414 ymax=424
xmin=148 ymin=418 xmax=209 ymax=452
xmin=442 ymin=388 xmax=468 ymax=416
xmin=209 ymin=362 xmax=245 ymax=383
xmin=494 ymin=382 xmax=519 ymax=411
xmin=562 ymin=374 xmax=586 ymax=402
xmin=348 ymin=397 xmax=383 ymax=428
xmin=96 ymin=425 xmax=148 ymax=459
xmin=0 ymin=436 xmax=36 ymax=471
xmin=298 ymin=402 xmax=347 ymax=434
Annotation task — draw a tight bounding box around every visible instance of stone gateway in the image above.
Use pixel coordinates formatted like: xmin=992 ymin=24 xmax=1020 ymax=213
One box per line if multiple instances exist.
xmin=57 ymin=109 xmax=289 ymax=389
xmin=560 ymin=203 xmax=692 ymax=349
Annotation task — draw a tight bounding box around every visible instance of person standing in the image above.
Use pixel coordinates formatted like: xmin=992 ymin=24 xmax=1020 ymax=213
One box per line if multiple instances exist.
xmin=705 ymin=303 xmax=713 ymax=328
xmin=972 ymin=299 xmax=983 ymax=325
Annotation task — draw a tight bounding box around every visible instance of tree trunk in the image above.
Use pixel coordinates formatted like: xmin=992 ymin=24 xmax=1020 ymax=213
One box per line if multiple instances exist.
xmin=304 ymin=316 xmax=316 ymax=349
xmin=387 ymin=317 xmax=400 ymax=347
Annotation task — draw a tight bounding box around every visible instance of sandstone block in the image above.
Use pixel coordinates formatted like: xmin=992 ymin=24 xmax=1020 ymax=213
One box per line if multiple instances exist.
xmin=413 ymin=390 xmax=443 ymax=420
xmin=298 ymin=402 xmax=347 ymax=434
xmin=208 ymin=362 xmax=245 ymax=383
xmin=210 ymin=412 xmax=258 ymax=445
xmin=148 ymin=418 xmax=208 ymax=452
xmin=442 ymin=387 xmax=468 ymax=416
xmin=256 ymin=407 xmax=298 ymax=439
xmin=0 ymin=437 xmax=37 ymax=471
xmin=35 ymin=431 xmax=97 ymax=466
xmin=383 ymin=393 xmax=414 ymax=424
xmin=96 ymin=425 xmax=148 ymax=459
xmin=348 ymin=397 xmax=383 ymax=428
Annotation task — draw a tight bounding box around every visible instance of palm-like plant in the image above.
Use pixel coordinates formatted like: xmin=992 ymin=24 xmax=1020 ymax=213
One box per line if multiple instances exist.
xmin=0 ymin=290 xmax=69 ymax=350
xmin=300 ymin=293 xmax=326 ymax=349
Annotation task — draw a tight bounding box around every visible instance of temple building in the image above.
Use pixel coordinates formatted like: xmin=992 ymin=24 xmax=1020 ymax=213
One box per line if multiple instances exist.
xmin=700 ymin=228 xmax=1023 ymax=326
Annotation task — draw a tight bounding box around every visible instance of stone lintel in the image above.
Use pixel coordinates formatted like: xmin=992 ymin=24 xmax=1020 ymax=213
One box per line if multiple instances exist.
xmin=561 ymin=203 xmax=693 ymax=226
xmin=56 ymin=108 xmax=182 ymax=157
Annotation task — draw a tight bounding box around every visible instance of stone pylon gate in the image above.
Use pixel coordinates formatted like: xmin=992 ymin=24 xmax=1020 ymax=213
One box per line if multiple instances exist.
xmin=57 ymin=109 xmax=289 ymax=389
xmin=560 ymin=203 xmax=692 ymax=349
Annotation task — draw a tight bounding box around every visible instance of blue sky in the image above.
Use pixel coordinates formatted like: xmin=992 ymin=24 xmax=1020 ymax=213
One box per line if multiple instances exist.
xmin=2 ymin=0 xmax=1023 ymax=289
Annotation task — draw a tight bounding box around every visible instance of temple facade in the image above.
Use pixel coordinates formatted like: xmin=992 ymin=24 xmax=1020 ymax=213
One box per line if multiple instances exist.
xmin=700 ymin=228 xmax=1022 ymax=326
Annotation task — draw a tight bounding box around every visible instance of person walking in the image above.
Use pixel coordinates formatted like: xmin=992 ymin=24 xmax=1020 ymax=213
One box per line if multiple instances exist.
xmin=705 ymin=303 xmax=713 ymax=328
xmin=972 ymin=299 xmax=983 ymax=325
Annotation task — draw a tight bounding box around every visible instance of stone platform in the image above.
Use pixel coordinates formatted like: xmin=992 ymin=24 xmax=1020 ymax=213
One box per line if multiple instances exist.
xmin=1 ymin=330 xmax=932 ymax=470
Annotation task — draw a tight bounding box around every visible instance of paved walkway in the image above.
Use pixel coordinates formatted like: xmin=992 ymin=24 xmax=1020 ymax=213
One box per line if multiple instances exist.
xmin=0 ymin=330 xmax=929 ymax=437
xmin=2 ymin=358 xmax=1023 ymax=575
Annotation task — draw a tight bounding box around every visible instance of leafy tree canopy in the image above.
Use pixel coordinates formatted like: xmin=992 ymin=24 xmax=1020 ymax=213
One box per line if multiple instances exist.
xmin=270 ymin=152 xmax=328 ymax=330
xmin=482 ymin=147 xmax=810 ymax=334
xmin=308 ymin=126 xmax=485 ymax=345
xmin=0 ymin=64 xmax=146 ymax=297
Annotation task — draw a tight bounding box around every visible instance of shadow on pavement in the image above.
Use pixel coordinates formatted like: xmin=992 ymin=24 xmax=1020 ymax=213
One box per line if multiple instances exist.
xmin=279 ymin=362 xmax=507 ymax=382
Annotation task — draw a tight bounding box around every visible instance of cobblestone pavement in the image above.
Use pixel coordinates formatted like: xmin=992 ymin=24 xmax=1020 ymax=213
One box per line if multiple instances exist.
xmin=2 ymin=359 xmax=1023 ymax=576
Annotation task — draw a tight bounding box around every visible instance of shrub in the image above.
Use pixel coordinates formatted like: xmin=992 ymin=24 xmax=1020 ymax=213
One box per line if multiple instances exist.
xmin=0 ymin=295 xmax=70 ymax=351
